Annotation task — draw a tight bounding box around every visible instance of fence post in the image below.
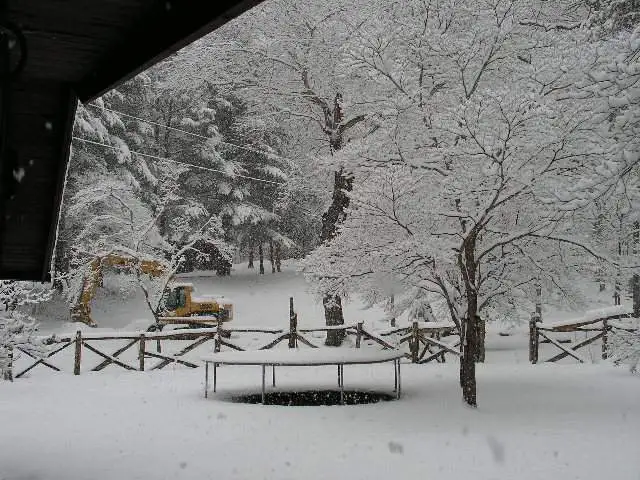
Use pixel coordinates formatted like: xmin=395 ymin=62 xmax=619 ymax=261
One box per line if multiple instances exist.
xmin=355 ymin=322 xmax=363 ymax=348
xmin=535 ymin=282 xmax=542 ymax=320
xmin=529 ymin=315 xmax=539 ymax=364
xmin=437 ymin=332 xmax=446 ymax=363
xmin=74 ymin=330 xmax=82 ymax=375
xmin=289 ymin=297 xmax=297 ymax=348
xmin=288 ymin=313 xmax=297 ymax=348
xmin=139 ymin=334 xmax=146 ymax=371
xmin=601 ymin=319 xmax=609 ymax=360
xmin=3 ymin=346 xmax=13 ymax=381
xmin=214 ymin=329 xmax=221 ymax=353
xmin=390 ymin=295 xmax=396 ymax=327
xmin=411 ymin=321 xmax=419 ymax=363
xmin=216 ymin=317 xmax=226 ymax=340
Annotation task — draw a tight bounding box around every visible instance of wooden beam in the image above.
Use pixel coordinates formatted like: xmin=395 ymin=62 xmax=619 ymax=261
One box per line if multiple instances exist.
xmin=0 ymin=80 xmax=77 ymax=281
xmin=83 ymin=342 xmax=137 ymax=371
xmin=545 ymin=331 xmax=605 ymax=363
xmin=92 ymin=338 xmax=140 ymax=371
xmin=75 ymin=0 xmax=265 ymax=102
xmin=539 ymin=331 xmax=589 ymax=363
xmin=150 ymin=335 xmax=212 ymax=370
xmin=144 ymin=351 xmax=198 ymax=369
xmin=14 ymin=341 xmax=72 ymax=378
xmin=15 ymin=347 xmax=61 ymax=372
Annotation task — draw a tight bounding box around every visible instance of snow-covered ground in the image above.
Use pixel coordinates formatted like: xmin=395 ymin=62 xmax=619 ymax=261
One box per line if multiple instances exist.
xmin=2 ymin=262 xmax=640 ymax=479
xmin=2 ymin=363 xmax=639 ymax=480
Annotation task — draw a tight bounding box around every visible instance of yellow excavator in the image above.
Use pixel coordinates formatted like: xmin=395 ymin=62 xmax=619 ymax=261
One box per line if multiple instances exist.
xmin=151 ymin=282 xmax=234 ymax=332
xmin=70 ymin=253 xmax=233 ymax=329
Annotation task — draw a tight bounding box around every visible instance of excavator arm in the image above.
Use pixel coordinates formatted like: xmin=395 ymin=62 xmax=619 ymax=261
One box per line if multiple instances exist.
xmin=70 ymin=253 xmax=167 ymax=327
xmin=69 ymin=257 xmax=102 ymax=327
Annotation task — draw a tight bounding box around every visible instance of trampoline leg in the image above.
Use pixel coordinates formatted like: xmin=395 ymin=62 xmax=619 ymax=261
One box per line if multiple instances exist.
xmin=261 ymin=365 xmax=266 ymax=405
xmin=340 ymin=364 xmax=345 ymax=405
xmin=394 ymin=360 xmax=398 ymax=392
xmin=272 ymin=365 xmax=276 ymax=387
xmin=396 ymin=359 xmax=402 ymax=400
xmin=204 ymin=361 xmax=209 ymax=398
xmin=213 ymin=362 xmax=217 ymax=393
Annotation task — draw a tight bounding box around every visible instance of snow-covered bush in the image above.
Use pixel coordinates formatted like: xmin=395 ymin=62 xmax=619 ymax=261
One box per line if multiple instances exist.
xmin=0 ymin=281 xmax=51 ymax=381
xmin=610 ymin=328 xmax=640 ymax=374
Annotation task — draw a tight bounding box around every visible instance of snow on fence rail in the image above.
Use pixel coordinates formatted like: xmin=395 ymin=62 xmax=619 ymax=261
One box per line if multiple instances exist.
xmin=529 ymin=307 xmax=639 ymax=364
xmin=7 ymin=298 xmax=462 ymax=380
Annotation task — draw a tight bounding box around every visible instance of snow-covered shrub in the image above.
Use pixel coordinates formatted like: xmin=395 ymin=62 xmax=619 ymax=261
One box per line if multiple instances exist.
xmin=610 ymin=328 xmax=640 ymax=374
xmin=0 ymin=281 xmax=50 ymax=381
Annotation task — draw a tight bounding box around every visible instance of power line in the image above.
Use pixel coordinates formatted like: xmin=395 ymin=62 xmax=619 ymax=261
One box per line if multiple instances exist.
xmin=87 ymin=102 xmax=294 ymax=163
xmin=72 ymin=136 xmax=285 ymax=185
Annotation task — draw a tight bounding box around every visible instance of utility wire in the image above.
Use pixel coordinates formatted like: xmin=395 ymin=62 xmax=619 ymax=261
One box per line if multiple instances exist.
xmin=87 ymin=102 xmax=294 ymax=164
xmin=72 ymin=136 xmax=285 ymax=185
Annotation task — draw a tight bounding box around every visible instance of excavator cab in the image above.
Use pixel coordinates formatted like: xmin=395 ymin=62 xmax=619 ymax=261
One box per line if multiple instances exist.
xmin=164 ymin=286 xmax=188 ymax=311
xmin=159 ymin=282 xmax=233 ymax=322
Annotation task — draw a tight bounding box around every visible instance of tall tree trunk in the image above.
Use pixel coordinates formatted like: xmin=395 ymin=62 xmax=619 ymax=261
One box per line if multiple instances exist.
xmin=3 ymin=347 xmax=13 ymax=381
xmin=248 ymin=247 xmax=254 ymax=269
xmin=390 ymin=294 xmax=396 ymax=327
xmin=323 ymin=294 xmax=346 ymax=346
xmin=320 ymin=93 xmax=357 ymax=346
xmin=459 ymin=231 xmax=479 ymax=407
xmin=259 ymin=244 xmax=264 ymax=275
xmin=633 ymin=222 xmax=639 ymax=317
xmin=475 ymin=315 xmax=486 ymax=363
xmin=633 ymin=275 xmax=640 ymax=317
xmin=321 ymin=169 xmax=353 ymax=346
xmin=275 ymin=243 xmax=281 ymax=272
xmin=299 ymin=82 xmax=365 ymax=346
xmin=269 ymin=241 xmax=275 ymax=274
xmin=460 ymin=313 xmax=478 ymax=407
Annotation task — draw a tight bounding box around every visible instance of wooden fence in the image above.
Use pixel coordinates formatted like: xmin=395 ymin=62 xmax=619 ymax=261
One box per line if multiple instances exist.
xmin=8 ymin=298 xmax=462 ymax=379
xmin=378 ymin=322 xmax=460 ymax=364
xmin=529 ymin=312 xmax=638 ymax=364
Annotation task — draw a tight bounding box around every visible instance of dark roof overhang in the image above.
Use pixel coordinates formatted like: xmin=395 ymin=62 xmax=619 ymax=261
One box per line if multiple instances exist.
xmin=0 ymin=0 xmax=263 ymax=280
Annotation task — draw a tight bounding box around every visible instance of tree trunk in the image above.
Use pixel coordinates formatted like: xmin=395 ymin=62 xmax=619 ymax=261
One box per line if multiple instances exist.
xmin=269 ymin=241 xmax=275 ymax=274
xmin=2 ymin=347 xmax=13 ymax=381
xmin=633 ymin=274 xmax=640 ymax=318
xmin=475 ymin=315 xmax=486 ymax=363
xmin=633 ymin=222 xmax=639 ymax=317
xmin=275 ymin=243 xmax=281 ymax=272
xmin=248 ymin=247 xmax=254 ymax=269
xmin=259 ymin=244 xmax=264 ymax=275
xmin=323 ymin=294 xmax=346 ymax=346
xmin=302 ymin=88 xmax=364 ymax=346
xmin=459 ymin=231 xmax=479 ymax=407
xmin=460 ymin=315 xmax=478 ymax=406
xmin=321 ymin=170 xmax=353 ymax=346
xmin=390 ymin=294 xmax=396 ymax=327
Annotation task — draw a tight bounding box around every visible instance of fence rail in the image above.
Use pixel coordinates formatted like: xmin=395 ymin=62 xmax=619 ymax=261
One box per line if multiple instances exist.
xmin=529 ymin=311 xmax=638 ymax=364
xmin=8 ymin=298 xmax=463 ymax=380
